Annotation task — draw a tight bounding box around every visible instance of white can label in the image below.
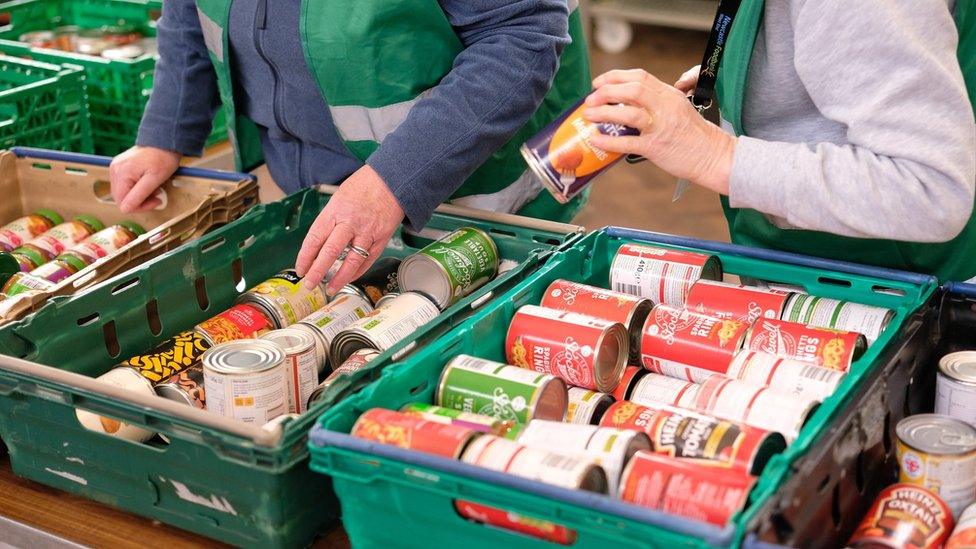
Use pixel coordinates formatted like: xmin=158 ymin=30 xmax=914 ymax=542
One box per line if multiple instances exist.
xmin=204 ymin=366 xmax=288 ymax=424
xmin=646 ymin=357 xmax=719 ymax=383
xmin=283 ymin=347 xmax=319 ymax=414
xmin=303 ymin=294 xmax=372 ymax=345
xmin=695 ymin=377 xmax=806 ymax=441
xmin=728 ymin=351 xmax=844 ymax=403
xmin=566 ymin=388 xmax=608 ymax=424
xmin=361 ymin=295 xmax=439 ymax=349
xmin=630 ymin=374 xmax=699 ymax=408
xmin=784 ymin=295 xmax=889 ymax=344
xmin=936 ymin=374 xmax=976 ymax=428
xmin=610 ymin=255 xmax=701 ymax=307
xmin=464 ymin=436 xmax=590 ymax=490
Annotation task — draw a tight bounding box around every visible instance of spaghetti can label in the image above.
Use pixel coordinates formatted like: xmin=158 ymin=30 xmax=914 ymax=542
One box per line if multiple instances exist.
xmin=196 ymin=303 xmax=273 ymax=344
xmin=610 ymin=243 xmax=721 ymax=307
xmin=849 ymin=484 xmax=954 ymax=549
xmin=123 ymin=330 xmax=212 ymax=384
xmin=727 ymin=350 xmax=844 ymax=403
xmin=640 ymin=304 xmax=748 ymax=381
xmin=351 ymin=408 xmax=478 ymax=459
xmin=687 ymin=280 xmax=791 ymax=324
xmin=454 ymin=500 xmax=577 ymax=545
xmin=745 ymin=318 xmax=864 ymax=371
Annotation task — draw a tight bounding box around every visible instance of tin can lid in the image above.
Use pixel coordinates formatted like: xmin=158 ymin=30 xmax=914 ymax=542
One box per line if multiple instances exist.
xmin=374 ymin=292 xmax=400 ymax=309
xmin=202 ymin=339 xmax=284 ymax=375
xmin=73 ymin=215 xmax=105 ymax=233
xmin=896 ymin=414 xmax=976 ymax=454
xmin=13 ymin=247 xmax=45 ymax=269
xmin=261 ymin=327 xmax=316 ymax=355
xmin=398 ymin=254 xmax=450 ymax=309
xmin=939 ymin=351 xmax=976 ymax=385
xmin=118 ymin=220 xmax=147 ymax=236
xmin=334 ymin=284 xmax=369 ymax=303
xmin=33 ymin=209 xmax=63 ymax=226
xmin=156 ymin=383 xmax=195 ymax=407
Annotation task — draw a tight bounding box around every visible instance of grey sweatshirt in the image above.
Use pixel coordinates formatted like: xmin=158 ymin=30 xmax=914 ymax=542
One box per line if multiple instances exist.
xmin=728 ymin=0 xmax=976 ymax=243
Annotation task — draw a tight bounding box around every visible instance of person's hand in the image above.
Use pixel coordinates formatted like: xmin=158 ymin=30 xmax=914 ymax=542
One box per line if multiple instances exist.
xmin=109 ymin=146 xmax=182 ymax=213
xmin=583 ymin=69 xmax=736 ymax=195
xmin=295 ymin=165 xmax=404 ymax=294
xmin=675 ymin=65 xmax=701 ymax=94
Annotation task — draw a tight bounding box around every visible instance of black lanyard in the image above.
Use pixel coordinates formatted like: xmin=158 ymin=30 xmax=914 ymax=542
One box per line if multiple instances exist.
xmin=691 ymin=0 xmax=744 ymax=111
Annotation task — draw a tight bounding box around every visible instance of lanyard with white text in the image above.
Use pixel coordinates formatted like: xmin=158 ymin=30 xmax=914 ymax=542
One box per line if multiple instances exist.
xmin=691 ymin=0 xmax=744 ymax=111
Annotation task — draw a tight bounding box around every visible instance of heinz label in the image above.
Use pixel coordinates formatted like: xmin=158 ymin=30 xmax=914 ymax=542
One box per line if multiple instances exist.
xmin=850 ymin=484 xmax=953 ymax=549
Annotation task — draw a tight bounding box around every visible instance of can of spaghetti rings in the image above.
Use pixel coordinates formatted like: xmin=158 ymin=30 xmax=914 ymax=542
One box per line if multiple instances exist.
xmin=195 ymin=303 xmax=275 ymax=344
xmin=849 ymin=484 xmax=954 ymax=549
xmin=0 ymin=210 xmax=62 ymax=252
xmin=236 ymin=269 xmax=329 ymax=328
xmin=611 ymin=365 xmax=648 ymax=401
xmin=398 ymin=227 xmax=499 ymax=310
xmin=896 ymin=414 xmax=976 ymax=517
xmin=640 ymin=304 xmax=749 ymax=382
xmin=782 ymin=293 xmax=894 ymax=345
xmin=691 ymin=375 xmax=818 ymax=442
xmin=629 ymin=373 xmax=701 ymax=410
xmin=618 ymin=451 xmax=757 ymax=526
xmin=454 ymin=500 xmax=577 ymax=546
xmin=76 ymin=366 xmax=157 ymax=441
xmin=506 ymin=305 xmax=628 ymax=393
xmin=744 ymin=318 xmax=867 ymax=371
xmin=352 ymin=256 xmax=401 ymax=306
xmin=351 ymin=408 xmax=481 ymax=459
xmin=202 ymin=339 xmax=288 ymax=424
xmin=609 ymin=243 xmax=722 ymax=307
xmin=936 ymin=352 xmax=976 ymax=427
xmin=436 ymin=355 xmax=568 ymax=424
xmin=329 ymin=291 xmax=439 ymax=366
xmin=156 ymin=365 xmax=206 ymax=409
xmin=566 ymin=387 xmax=614 ymax=425
xmin=947 ymin=503 xmax=976 ymax=549
xmin=296 ymin=291 xmax=373 ymax=371
xmin=400 ymin=402 xmax=517 ymax=437
xmin=687 ymin=279 xmax=793 ymax=324
xmin=517 ymin=420 xmax=650 ymax=494
xmin=461 ymin=434 xmax=609 ymax=493
xmin=726 ymin=350 xmax=844 ymax=403
xmin=306 ymin=348 xmax=381 ymax=409
xmin=520 ymin=96 xmax=639 ymax=204
xmin=598 ymin=400 xmax=786 ymax=476
xmin=121 ymin=330 xmax=213 ymax=384
xmin=540 ymin=279 xmax=653 ymax=365
xmin=262 ymin=328 xmax=319 ymax=414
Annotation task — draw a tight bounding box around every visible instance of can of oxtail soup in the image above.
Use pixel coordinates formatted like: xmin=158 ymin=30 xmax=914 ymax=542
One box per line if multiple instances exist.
xmin=849 ymin=484 xmax=954 ymax=549
xmin=609 ymin=243 xmax=722 ymax=307
xmin=397 ymin=227 xmax=499 ymax=310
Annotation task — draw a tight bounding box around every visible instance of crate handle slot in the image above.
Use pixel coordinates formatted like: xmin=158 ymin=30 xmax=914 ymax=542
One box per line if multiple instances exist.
xmin=149 ymin=228 xmax=172 ymax=247
xmin=816 ymin=276 xmax=852 ymax=288
xmin=238 ymin=235 xmax=256 ymax=249
xmin=76 ymin=313 xmax=100 ymax=327
xmin=201 ymin=237 xmax=225 ymax=254
xmin=71 ymin=268 xmax=100 ymax=289
xmin=409 ymin=380 xmax=429 ymax=396
xmin=871 ymin=285 xmax=906 ymax=297
xmin=469 ymin=291 xmax=494 ymax=310
xmin=31 ymin=162 xmax=52 ymax=171
xmin=110 ymin=277 xmax=141 ymax=295
xmin=103 ymin=321 xmax=121 ymax=358
xmin=146 ymin=299 xmax=163 ymax=336
xmin=194 ymin=277 xmax=210 ymax=310
xmin=64 ymin=166 xmax=88 ymax=176
xmin=92 ymin=179 xmax=169 ymax=211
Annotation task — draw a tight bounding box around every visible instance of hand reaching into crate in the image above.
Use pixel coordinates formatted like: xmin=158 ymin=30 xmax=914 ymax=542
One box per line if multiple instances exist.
xmin=109 ymin=146 xmax=182 ymax=213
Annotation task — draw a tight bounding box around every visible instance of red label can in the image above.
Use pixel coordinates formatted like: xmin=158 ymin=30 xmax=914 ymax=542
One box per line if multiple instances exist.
xmin=745 ymin=318 xmax=866 ymax=372
xmin=195 ymin=303 xmax=274 ymax=344
xmin=506 ymin=305 xmax=628 ymax=393
xmin=849 ymin=484 xmax=954 ymax=549
xmin=640 ymin=304 xmax=749 ymax=380
xmin=611 ymin=365 xmax=648 ymax=401
xmin=454 ymin=500 xmax=577 ymax=545
xmin=351 ymin=408 xmax=479 ymax=459
xmin=686 ymin=280 xmax=792 ymax=324
xmin=619 ymin=451 xmax=756 ymax=525
xmin=609 ymin=243 xmax=722 ymax=307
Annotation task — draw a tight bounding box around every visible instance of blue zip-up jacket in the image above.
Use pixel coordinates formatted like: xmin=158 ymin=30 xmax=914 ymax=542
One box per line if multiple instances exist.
xmin=136 ymin=0 xmax=570 ymax=229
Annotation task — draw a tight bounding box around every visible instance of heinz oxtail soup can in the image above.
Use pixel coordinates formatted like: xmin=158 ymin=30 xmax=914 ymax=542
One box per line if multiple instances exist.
xmin=849 ymin=484 xmax=954 ymax=549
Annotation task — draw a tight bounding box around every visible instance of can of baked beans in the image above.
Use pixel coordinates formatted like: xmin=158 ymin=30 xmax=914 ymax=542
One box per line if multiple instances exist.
xmin=76 ymin=366 xmax=157 ymax=442
xmin=849 ymin=484 xmax=954 ymax=549
xmin=401 ymin=402 xmax=517 ymax=437
xmin=236 ymin=269 xmax=328 ymax=328
xmin=398 ymin=227 xmax=499 ymax=310
xmin=297 ymin=292 xmax=373 ymax=371
xmin=691 ymin=375 xmax=818 ymax=442
xmin=618 ymin=451 xmax=756 ymax=526
xmin=744 ymin=318 xmax=866 ymax=371
xmin=609 ymin=243 xmax=722 ymax=307
xmin=611 ymin=365 xmax=648 ymax=401
xmin=687 ymin=280 xmax=792 ymax=324
xmin=506 ymin=305 xmax=628 ymax=393
xmin=306 ymin=348 xmax=381 ymax=409
xmin=454 ymin=500 xmax=577 ymax=545
xmin=599 ymin=400 xmax=785 ymax=476
xmin=726 ymin=350 xmax=845 ymax=403
xmin=540 ymin=279 xmax=653 ymax=365
xmin=782 ymin=293 xmax=893 ymax=345
xmin=461 ymin=434 xmax=609 ymax=493
xmin=566 ymin=387 xmax=614 ymax=425
xmin=0 ymin=210 xmax=62 ymax=252
xmin=520 ymin=96 xmax=639 ymax=204
xmin=202 ymin=339 xmax=288 ymax=424
xmin=947 ymin=503 xmax=976 ymax=548
xmin=436 ymin=355 xmax=567 ymax=424
xmin=351 ymin=408 xmax=481 ymax=458
xmin=121 ymin=330 xmax=213 ymax=384
xmin=896 ymin=414 xmax=976 ymax=517
xmin=937 ymin=352 xmax=976 ymax=427
xmin=330 ymin=291 xmax=439 ymax=365
xmin=262 ymin=328 xmax=319 ymax=414
xmin=640 ymin=304 xmax=749 ymax=381
xmin=195 ymin=303 xmax=274 ymax=344
xmin=629 ymin=373 xmax=701 ymax=410
xmin=156 ymin=365 xmax=206 ymax=409
xmin=352 ymin=256 xmax=401 ymax=306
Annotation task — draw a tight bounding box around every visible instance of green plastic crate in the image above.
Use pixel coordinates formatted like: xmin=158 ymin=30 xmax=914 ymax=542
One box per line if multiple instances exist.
xmin=0 ymin=54 xmax=92 ymax=152
xmin=309 ymin=226 xmax=938 ymax=549
xmin=0 ymin=187 xmax=580 ymax=547
xmin=0 ymin=0 xmax=227 ymax=155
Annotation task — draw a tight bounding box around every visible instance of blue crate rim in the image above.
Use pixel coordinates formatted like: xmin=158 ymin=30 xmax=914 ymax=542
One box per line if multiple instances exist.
xmin=946 ymin=281 xmax=976 ymax=298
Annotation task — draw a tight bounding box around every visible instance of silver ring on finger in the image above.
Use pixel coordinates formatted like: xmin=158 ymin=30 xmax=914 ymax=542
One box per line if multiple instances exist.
xmin=347 ymin=244 xmax=370 ymax=260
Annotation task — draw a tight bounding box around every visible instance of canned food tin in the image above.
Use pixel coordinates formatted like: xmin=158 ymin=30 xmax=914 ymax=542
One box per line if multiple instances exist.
xmin=351 ymin=408 xmax=480 ymax=459
xmin=598 ymin=400 xmax=786 ymax=475
xmin=619 ymin=451 xmax=756 ymax=526
xmin=454 ymin=500 xmax=577 ymax=545
xmin=306 ymin=348 xmax=381 ymax=409
xmin=896 ymin=414 xmax=976 ymax=517
xmin=540 ymin=279 xmax=653 ymax=365
xmin=640 ymin=304 xmax=749 ymax=381
xmin=517 ymin=420 xmax=650 ymax=494
xmin=195 ymin=303 xmax=274 ymax=344
xmin=400 ymin=402 xmax=516 ymax=436
xmin=121 ymin=330 xmax=212 ymax=383
xmin=782 ymin=293 xmax=893 ymax=345
xmin=744 ymin=318 xmax=866 ymax=371
xmin=937 ymin=352 xmax=976 ymax=427
xmin=849 ymin=484 xmax=954 ymax=549
xmin=609 ymin=243 xmax=722 ymax=307
xmin=686 ymin=280 xmax=792 ymax=324
xmin=156 ymin=365 xmax=206 ymax=409
xmin=506 ymin=305 xmax=627 ymax=393
xmin=76 ymin=367 xmax=156 ymax=442
xmin=726 ymin=350 xmax=844 ymax=403
xmin=566 ymin=387 xmax=614 ymax=425
xmin=436 ymin=355 xmax=568 ymax=424
xmin=64 ymin=222 xmax=144 ymax=265
xmin=236 ymin=269 xmax=328 ymax=328
xmin=201 ymin=339 xmax=288 ymax=424
xmin=298 ymin=291 xmax=373 ymax=370
xmin=15 ymin=215 xmax=103 ymax=264
xmin=611 ymin=365 xmax=648 ymax=401
xmin=374 ymin=293 xmax=400 ymax=309
xmin=947 ymin=503 xmax=976 ymax=549
xmin=0 ymin=210 xmax=62 ymax=252
xmin=398 ymin=227 xmax=499 ymax=309
xmin=262 ymin=328 xmax=319 ymax=414
xmin=329 ymin=291 xmax=439 ymax=366
xmin=352 ymin=256 xmax=401 ymax=305
xmin=520 ymin=96 xmax=639 ymax=204
xmin=691 ymin=375 xmax=817 ymax=442
xmin=1 ymin=272 xmax=55 ymax=296
xmin=461 ymin=435 xmax=609 ymax=493
xmin=629 ymin=373 xmax=700 ymax=410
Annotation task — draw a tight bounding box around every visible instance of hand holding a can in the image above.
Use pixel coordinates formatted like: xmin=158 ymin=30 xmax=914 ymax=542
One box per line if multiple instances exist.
xmin=582 ymin=69 xmax=736 ymax=195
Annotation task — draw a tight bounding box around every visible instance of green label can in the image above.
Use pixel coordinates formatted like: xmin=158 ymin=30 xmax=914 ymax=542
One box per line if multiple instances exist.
xmin=398 ymin=227 xmax=499 ymax=309
xmin=436 ymin=354 xmax=567 ymax=424
xmin=401 ymin=402 xmax=516 ymax=436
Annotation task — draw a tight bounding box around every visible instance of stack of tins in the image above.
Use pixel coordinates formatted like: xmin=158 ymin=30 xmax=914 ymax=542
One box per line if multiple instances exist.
xmin=74 ymin=227 xmax=503 ymax=442
xmin=349 ymin=243 xmax=897 ymax=539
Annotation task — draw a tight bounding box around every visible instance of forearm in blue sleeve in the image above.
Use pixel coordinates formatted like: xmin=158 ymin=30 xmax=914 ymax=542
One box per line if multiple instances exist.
xmin=367 ymin=0 xmax=570 ymax=229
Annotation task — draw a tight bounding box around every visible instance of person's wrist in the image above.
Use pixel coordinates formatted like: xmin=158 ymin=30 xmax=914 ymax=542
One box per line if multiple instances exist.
xmin=691 ymin=128 xmax=736 ymax=195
